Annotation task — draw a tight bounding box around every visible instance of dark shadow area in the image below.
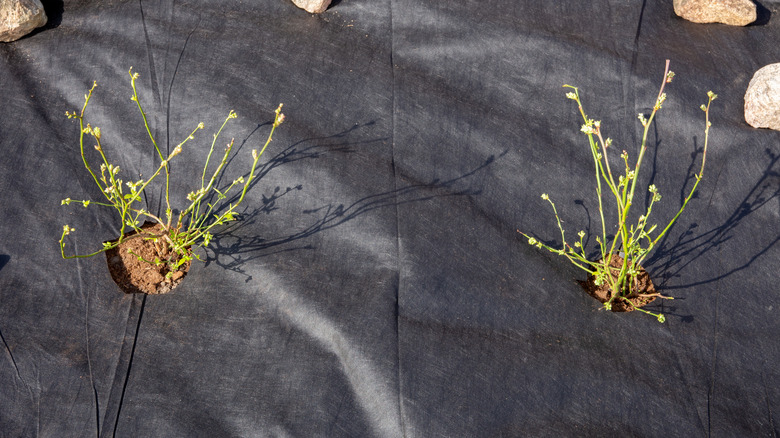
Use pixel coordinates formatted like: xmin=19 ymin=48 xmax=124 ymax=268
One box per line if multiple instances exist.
xmin=20 ymin=0 xmax=64 ymax=40
xmin=214 ymin=120 xmax=379 ymax=217
xmin=750 ymin=1 xmax=772 ymax=26
xmin=647 ymin=147 xmax=780 ymax=291
xmin=205 ymin=150 xmax=505 ymax=282
xmin=0 ymin=255 xmax=9 ymax=272
xmin=39 ymin=0 xmax=64 ymax=29
xmin=6 ymin=0 xmax=62 ymax=41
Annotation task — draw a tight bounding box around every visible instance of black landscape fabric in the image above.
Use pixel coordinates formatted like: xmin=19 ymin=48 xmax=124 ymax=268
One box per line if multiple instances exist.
xmin=1 ymin=0 xmax=779 ymax=436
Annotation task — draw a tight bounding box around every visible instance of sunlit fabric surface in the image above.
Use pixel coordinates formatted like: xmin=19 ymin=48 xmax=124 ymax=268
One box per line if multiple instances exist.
xmin=1 ymin=1 xmax=779 ymax=436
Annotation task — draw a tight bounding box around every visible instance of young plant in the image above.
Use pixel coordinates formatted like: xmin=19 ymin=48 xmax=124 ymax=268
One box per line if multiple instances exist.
xmin=59 ymin=68 xmax=285 ymax=276
xmin=519 ymin=60 xmax=716 ymax=322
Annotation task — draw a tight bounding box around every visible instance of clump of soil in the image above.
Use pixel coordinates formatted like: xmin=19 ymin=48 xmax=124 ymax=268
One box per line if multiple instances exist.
xmin=105 ymin=222 xmax=191 ymax=294
xmin=579 ymin=254 xmax=657 ymax=312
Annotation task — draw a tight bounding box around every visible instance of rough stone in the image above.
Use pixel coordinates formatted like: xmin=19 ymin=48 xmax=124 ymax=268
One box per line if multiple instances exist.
xmin=673 ymin=0 xmax=757 ymax=26
xmin=291 ymin=0 xmax=331 ymax=14
xmin=745 ymin=63 xmax=780 ymax=131
xmin=0 ymin=0 xmax=47 ymax=42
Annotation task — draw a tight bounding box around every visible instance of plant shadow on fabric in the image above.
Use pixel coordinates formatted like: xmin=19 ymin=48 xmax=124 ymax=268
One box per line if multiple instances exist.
xmin=204 ymin=133 xmax=504 ymax=282
xmin=570 ymin=143 xmax=780 ymax=322
xmin=643 ymin=147 xmax=780 ymax=318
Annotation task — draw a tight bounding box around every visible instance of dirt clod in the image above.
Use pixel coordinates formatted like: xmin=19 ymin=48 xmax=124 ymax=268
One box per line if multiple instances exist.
xmin=579 ymin=255 xmax=657 ymax=312
xmin=105 ymin=222 xmax=191 ymax=294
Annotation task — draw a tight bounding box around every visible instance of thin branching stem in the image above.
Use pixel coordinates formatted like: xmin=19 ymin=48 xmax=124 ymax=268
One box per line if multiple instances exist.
xmin=521 ymin=61 xmax=715 ymax=322
xmin=59 ymin=71 xmax=285 ymax=275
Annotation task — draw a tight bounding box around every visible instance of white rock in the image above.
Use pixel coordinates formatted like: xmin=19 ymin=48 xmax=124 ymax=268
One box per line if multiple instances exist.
xmin=673 ymin=0 xmax=756 ymax=26
xmin=0 ymin=0 xmax=47 ymax=42
xmin=291 ymin=0 xmax=331 ymax=14
xmin=745 ymin=63 xmax=780 ymax=131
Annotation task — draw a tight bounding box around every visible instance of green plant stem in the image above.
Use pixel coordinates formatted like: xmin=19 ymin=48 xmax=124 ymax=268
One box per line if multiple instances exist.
xmin=635 ymin=92 xmax=714 ymax=269
xmin=129 ymin=67 xmax=175 ymax=227
xmin=627 ymin=60 xmax=671 ymax=212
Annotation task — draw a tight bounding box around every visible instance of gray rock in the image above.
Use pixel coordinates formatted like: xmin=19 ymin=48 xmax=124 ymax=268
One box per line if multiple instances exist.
xmin=745 ymin=63 xmax=780 ymax=131
xmin=0 ymin=0 xmax=47 ymax=42
xmin=291 ymin=0 xmax=331 ymax=13
xmin=673 ymin=0 xmax=757 ymax=26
